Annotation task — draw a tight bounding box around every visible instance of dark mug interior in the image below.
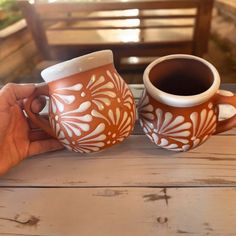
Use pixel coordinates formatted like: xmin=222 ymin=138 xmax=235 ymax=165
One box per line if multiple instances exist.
xmin=149 ymin=58 xmax=214 ymax=96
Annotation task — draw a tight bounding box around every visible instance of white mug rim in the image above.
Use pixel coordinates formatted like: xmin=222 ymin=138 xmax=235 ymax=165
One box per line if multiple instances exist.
xmin=143 ymin=54 xmax=221 ymax=107
xmin=41 ymin=50 xmax=113 ymax=83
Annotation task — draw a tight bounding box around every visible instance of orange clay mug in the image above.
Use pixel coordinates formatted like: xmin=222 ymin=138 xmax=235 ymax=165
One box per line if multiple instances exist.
xmin=24 ymin=50 xmax=136 ymax=153
xmin=138 ymin=54 xmax=236 ymax=152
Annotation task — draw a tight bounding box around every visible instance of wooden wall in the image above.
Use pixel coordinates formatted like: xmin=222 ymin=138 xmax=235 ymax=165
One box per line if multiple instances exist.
xmin=0 ymin=23 xmax=40 ymax=84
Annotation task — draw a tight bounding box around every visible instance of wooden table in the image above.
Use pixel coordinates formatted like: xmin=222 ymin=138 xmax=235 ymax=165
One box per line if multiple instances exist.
xmin=0 ymin=84 xmax=236 ymax=235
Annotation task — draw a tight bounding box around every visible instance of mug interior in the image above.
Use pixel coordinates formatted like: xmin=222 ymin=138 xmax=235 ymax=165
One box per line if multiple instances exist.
xmin=149 ymin=58 xmax=214 ymax=96
xmin=143 ymin=54 xmax=220 ymax=107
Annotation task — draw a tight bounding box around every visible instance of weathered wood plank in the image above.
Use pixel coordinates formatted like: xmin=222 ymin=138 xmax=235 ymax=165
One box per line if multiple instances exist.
xmin=0 ymin=187 xmax=235 ymax=236
xmin=0 ymin=19 xmax=26 ymax=39
xmin=0 ymin=28 xmax=31 ymax=62
xmin=1 ymin=135 xmax=236 ymax=187
xmin=0 ymin=41 xmax=38 ymax=81
xmin=46 ymin=29 xmax=193 ymax=45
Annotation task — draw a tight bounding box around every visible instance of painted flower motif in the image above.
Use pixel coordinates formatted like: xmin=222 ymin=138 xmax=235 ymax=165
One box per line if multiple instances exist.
xmin=91 ymin=107 xmax=133 ymax=145
xmin=190 ymin=103 xmax=217 ymax=148
xmin=51 ymin=94 xmax=75 ymax=113
xmin=139 ymin=94 xmax=218 ymax=151
xmin=51 ymin=83 xmax=83 ymax=112
xmin=217 ymin=90 xmax=234 ymax=97
xmin=49 ymin=116 xmax=66 ymax=143
xmin=48 ymin=70 xmax=135 ymax=153
xmin=50 ymin=99 xmax=93 ymax=145
xmin=71 ymin=123 xmax=107 ymax=153
xmin=138 ymin=90 xmax=155 ymax=133
xmin=107 ymin=70 xmax=135 ymax=114
xmin=138 ymin=91 xmax=192 ymax=151
xmin=86 ymin=74 xmax=116 ymax=110
xmin=150 ymin=108 xmax=192 ymax=151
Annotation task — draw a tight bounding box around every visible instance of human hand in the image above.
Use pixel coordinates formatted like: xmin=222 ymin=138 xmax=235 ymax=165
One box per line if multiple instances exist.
xmin=0 ymin=83 xmax=63 ymax=176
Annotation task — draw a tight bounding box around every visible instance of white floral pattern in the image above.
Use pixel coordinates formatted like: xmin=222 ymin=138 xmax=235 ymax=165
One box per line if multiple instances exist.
xmin=49 ymin=116 xmax=66 ymax=143
xmin=152 ymin=108 xmax=192 ymax=151
xmin=71 ymin=123 xmax=106 ymax=153
xmin=86 ymin=75 xmax=116 ymax=110
xmin=92 ymin=108 xmax=132 ymax=144
xmin=51 ymin=94 xmax=75 ymax=113
xmin=138 ymin=89 xmax=154 ymax=133
xmin=138 ymin=92 xmax=218 ymax=151
xmin=49 ymin=69 xmax=135 ymax=153
xmin=190 ymin=103 xmax=217 ymax=148
xmin=107 ymin=70 xmax=135 ymax=120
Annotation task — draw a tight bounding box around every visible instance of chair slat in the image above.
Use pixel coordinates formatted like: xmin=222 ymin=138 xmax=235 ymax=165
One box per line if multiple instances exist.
xmin=48 ymin=24 xmax=194 ymax=31
xmin=36 ymin=1 xmax=200 ymax=13
xmin=41 ymin=14 xmax=197 ymax=22
xmin=18 ymin=0 xmax=213 ymax=70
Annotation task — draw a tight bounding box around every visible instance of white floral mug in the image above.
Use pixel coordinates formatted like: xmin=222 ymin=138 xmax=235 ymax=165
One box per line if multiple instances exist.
xmin=24 ymin=50 xmax=136 ymax=153
xmin=138 ymin=54 xmax=236 ymax=151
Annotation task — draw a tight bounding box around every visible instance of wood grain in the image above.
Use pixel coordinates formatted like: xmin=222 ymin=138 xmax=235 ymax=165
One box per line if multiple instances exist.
xmin=18 ymin=1 xmax=51 ymax=59
xmin=193 ymin=0 xmax=214 ymax=55
xmin=0 ymin=28 xmax=31 ymax=62
xmin=0 ymin=187 xmax=235 ymax=236
xmin=0 ymin=41 xmax=38 ymax=80
xmin=1 ymin=135 xmax=236 ymax=187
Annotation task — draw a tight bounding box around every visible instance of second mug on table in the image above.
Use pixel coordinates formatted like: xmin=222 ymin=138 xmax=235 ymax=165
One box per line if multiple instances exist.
xmin=138 ymin=54 xmax=236 ymax=152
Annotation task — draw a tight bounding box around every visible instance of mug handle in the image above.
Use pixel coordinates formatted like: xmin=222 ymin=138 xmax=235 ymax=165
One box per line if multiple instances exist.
xmin=24 ymin=83 xmax=55 ymax=138
xmin=214 ymin=90 xmax=236 ymax=134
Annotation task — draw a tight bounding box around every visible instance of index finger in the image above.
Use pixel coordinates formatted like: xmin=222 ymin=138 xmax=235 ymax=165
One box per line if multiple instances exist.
xmin=0 ymin=83 xmax=36 ymax=108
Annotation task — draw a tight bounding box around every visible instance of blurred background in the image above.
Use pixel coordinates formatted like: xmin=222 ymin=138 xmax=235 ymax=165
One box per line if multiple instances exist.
xmin=0 ymin=0 xmax=235 ymax=85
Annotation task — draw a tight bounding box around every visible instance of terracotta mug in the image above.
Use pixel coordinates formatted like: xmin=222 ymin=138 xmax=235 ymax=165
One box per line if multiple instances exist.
xmin=24 ymin=50 xmax=136 ymax=153
xmin=138 ymin=54 xmax=236 ymax=151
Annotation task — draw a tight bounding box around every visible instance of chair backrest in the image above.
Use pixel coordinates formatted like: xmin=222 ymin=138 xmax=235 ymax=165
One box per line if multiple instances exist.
xmin=19 ymin=0 xmax=214 ymax=69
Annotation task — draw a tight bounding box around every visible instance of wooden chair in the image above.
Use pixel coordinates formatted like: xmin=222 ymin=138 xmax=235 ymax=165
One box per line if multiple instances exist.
xmin=18 ymin=0 xmax=214 ymax=71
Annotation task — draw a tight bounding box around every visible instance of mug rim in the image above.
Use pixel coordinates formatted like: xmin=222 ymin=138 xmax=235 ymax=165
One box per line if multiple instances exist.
xmin=41 ymin=50 xmax=113 ymax=83
xmin=143 ymin=54 xmax=220 ymax=107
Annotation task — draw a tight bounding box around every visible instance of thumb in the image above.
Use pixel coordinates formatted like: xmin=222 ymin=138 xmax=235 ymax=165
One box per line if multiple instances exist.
xmin=0 ymin=83 xmax=36 ymax=107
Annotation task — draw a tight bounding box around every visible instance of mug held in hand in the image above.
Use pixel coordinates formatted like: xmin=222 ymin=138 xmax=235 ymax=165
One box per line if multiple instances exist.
xmin=24 ymin=50 xmax=136 ymax=153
